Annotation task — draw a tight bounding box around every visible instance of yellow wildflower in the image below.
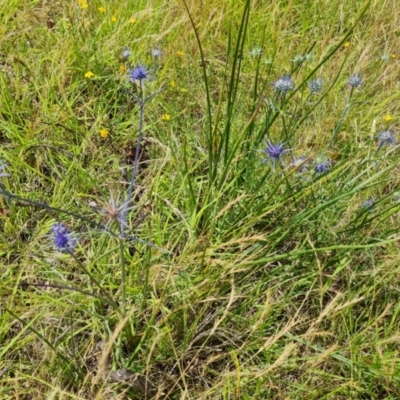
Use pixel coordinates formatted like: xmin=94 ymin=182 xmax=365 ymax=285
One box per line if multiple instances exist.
xmin=391 ymin=53 xmax=396 ymax=59
xmin=119 ymin=64 xmax=126 ymax=73
xmin=129 ymin=17 xmax=136 ymax=23
xmin=176 ymin=51 xmax=185 ymax=56
xmin=343 ymin=42 xmax=350 ymax=48
xmin=161 ymin=114 xmax=171 ymax=121
xmin=111 ymin=15 xmax=117 ymax=22
xmin=78 ymin=0 xmax=88 ymax=9
xmin=84 ymin=71 xmax=94 ymax=78
xmin=99 ymin=128 xmax=109 ymax=138
xmin=180 ymin=88 xmax=187 ymax=93
xmin=98 ymin=6 xmax=106 ymax=13
xmin=384 ymin=114 xmax=393 ymax=122
xmin=170 ymin=81 xmax=176 ymax=88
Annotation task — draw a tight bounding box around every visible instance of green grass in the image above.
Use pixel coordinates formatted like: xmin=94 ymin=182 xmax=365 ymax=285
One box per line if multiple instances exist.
xmin=1 ymin=0 xmax=400 ymax=398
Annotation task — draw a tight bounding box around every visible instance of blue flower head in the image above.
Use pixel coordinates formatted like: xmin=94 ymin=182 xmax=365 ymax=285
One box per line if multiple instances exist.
xmin=272 ymin=75 xmax=294 ymax=94
xmin=314 ymin=156 xmax=331 ymax=174
xmin=52 ymin=223 xmax=77 ymax=253
xmin=376 ymin=130 xmax=395 ymax=147
xmin=308 ymin=78 xmax=324 ymax=93
xmin=348 ymin=73 xmax=362 ymax=88
xmin=129 ymin=65 xmax=149 ymax=83
xmin=263 ymin=140 xmax=288 ymax=165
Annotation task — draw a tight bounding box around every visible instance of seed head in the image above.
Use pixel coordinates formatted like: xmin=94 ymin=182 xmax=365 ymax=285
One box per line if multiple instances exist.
xmin=348 ymin=73 xmax=362 ymax=88
xmin=52 ymin=223 xmax=77 ymax=253
xmin=272 ymin=75 xmax=294 ymax=94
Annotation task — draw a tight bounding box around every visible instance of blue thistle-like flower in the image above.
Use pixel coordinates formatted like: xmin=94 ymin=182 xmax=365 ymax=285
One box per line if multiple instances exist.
xmin=129 ymin=65 xmax=149 ymax=83
xmin=376 ymin=130 xmax=395 ymax=147
xmin=272 ymin=75 xmax=294 ymax=94
xmin=52 ymin=223 xmax=77 ymax=253
xmin=121 ymin=48 xmax=132 ymax=59
xmin=308 ymin=78 xmax=324 ymax=93
xmin=314 ymin=156 xmax=331 ymax=174
xmin=0 ymin=161 xmax=10 ymax=178
xmin=348 ymin=73 xmax=362 ymax=88
xmin=263 ymin=140 xmax=288 ymax=165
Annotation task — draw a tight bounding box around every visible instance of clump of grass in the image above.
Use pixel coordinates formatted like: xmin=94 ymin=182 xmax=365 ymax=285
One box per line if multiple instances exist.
xmin=1 ymin=0 xmax=400 ymax=399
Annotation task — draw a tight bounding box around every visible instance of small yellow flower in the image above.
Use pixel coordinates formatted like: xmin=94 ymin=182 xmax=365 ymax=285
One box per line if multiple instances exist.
xmin=391 ymin=53 xmax=396 ymax=59
xmin=180 ymin=88 xmax=187 ymax=93
xmin=98 ymin=6 xmax=106 ymax=13
xmin=111 ymin=15 xmax=117 ymax=22
xmin=119 ymin=64 xmax=126 ymax=73
xmin=99 ymin=128 xmax=109 ymax=138
xmin=84 ymin=71 xmax=94 ymax=78
xmin=384 ymin=114 xmax=393 ymax=122
xmin=129 ymin=17 xmax=136 ymax=23
xmin=161 ymin=114 xmax=171 ymax=121
xmin=170 ymin=81 xmax=176 ymax=88
xmin=343 ymin=42 xmax=350 ymax=48
xmin=176 ymin=51 xmax=185 ymax=56
xmin=78 ymin=0 xmax=88 ymax=9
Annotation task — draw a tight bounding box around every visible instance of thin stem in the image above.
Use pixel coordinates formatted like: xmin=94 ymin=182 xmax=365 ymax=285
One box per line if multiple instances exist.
xmin=119 ymin=237 xmax=126 ymax=315
xmin=122 ymin=99 xmax=145 ymax=228
xmin=68 ymin=250 xmax=121 ymax=314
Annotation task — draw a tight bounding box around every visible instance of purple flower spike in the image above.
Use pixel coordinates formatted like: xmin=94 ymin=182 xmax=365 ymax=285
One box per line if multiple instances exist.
xmin=52 ymin=223 xmax=77 ymax=253
xmin=129 ymin=65 xmax=149 ymax=83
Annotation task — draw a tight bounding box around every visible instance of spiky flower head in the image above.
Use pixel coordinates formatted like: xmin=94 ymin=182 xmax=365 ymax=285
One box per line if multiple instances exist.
xmin=314 ymin=156 xmax=331 ymax=174
xmin=308 ymin=78 xmax=324 ymax=93
xmin=272 ymin=75 xmax=294 ymax=94
xmin=249 ymin=47 xmax=262 ymax=57
xmin=291 ymin=155 xmax=309 ymax=174
xmin=129 ymin=65 xmax=149 ymax=83
xmin=121 ymin=48 xmax=132 ymax=59
xmin=361 ymin=198 xmax=375 ymax=211
xmin=51 ymin=223 xmax=77 ymax=253
xmin=101 ymin=193 xmax=135 ymax=230
xmin=263 ymin=140 xmax=288 ymax=165
xmin=0 ymin=161 xmax=10 ymax=178
xmin=151 ymin=47 xmax=162 ymax=58
xmin=348 ymin=73 xmax=362 ymax=88
xmin=376 ymin=130 xmax=395 ymax=147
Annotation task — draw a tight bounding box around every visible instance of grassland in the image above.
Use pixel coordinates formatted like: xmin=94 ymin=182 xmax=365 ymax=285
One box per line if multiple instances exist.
xmin=1 ymin=0 xmax=400 ymax=398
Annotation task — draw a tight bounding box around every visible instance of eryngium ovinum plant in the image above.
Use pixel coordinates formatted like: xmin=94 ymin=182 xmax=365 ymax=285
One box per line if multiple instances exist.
xmin=0 ymin=57 xmax=169 ymax=320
